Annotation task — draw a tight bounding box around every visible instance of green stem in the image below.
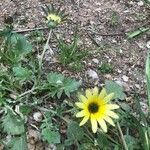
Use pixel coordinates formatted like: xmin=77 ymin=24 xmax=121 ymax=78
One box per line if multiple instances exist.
xmin=37 ymin=106 xmax=70 ymax=123
xmin=38 ymin=29 xmax=52 ymax=74
xmin=97 ymin=129 xmax=119 ymax=145
xmin=18 ymin=85 xmax=36 ymax=98
xmin=117 ymin=122 xmax=128 ymax=150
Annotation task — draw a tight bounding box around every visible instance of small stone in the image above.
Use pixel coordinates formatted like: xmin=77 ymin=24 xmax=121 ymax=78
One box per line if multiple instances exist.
xmin=140 ymin=102 xmax=148 ymax=115
xmin=92 ymin=58 xmax=99 ymax=64
xmin=27 ymin=22 xmax=35 ymax=28
xmin=136 ymin=41 xmax=145 ymax=49
xmin=9 ymin=93 xmax=17 ymax=100
xmin=45 ymin=144 xmax=57 ymax=150
xmin=122 ymin=75 xmax=129 ymax=82
xmin=0 ymin=143 xmax=4 ymax=150
xmin=117 ymin=69 xmax=122 ymax=73
xmin=28 ymin=129 xmax=40 ymax=144
xmin=137 ymin=1 xmax=144 ymax=6
xmin=135 ymin=84 xmax=140 ymax=89
xmin=116 ymin=80 xmax=130 ymax=92
xmin=27 ymin=143 xmax=35 ymax=150
xmin=33 ymin=112 xmax=43 ymax=122
xmin=112 ymin=39 xmax=117 ymax=43
xmin=146 ymin=41 xmax=150 ymax=49
xmin=103 ymin=74 xmax=112 ymax=79
xmin=87 ymin=69 xmax=99 ymax=80
xmin=95 ymin=36 xmax=103 ymax=42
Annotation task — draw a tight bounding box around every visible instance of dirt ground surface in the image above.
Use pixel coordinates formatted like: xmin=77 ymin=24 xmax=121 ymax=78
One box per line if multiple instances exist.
xmin=0 ymin=0 xmax=150 ymax=149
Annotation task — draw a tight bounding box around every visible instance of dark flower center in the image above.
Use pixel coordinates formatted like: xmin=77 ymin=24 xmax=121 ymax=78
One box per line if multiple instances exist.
xmin=88 ymin=102 xmax=99 ymax=113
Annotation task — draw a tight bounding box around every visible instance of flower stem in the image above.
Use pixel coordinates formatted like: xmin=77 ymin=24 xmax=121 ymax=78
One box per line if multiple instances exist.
xmin=37 ymin=106 xmax=70 ymax=123
xmin=38 ymin=29 xmax=52 ymax=73
xmin=18 ymin=85 xmax=36 ymax=98
xmin=117 ymin=122 xmax=128 ymax=150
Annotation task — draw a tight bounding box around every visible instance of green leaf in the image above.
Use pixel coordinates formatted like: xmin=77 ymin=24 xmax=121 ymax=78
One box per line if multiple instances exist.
xmin=127 ymin=114 xmax=149 ymax=150
xmin=47 ymin=72 xmax=80 ymax=98
xmin=124 ymin=135 xmax=140 ymax=150
xmin=97 ymin=132 xmax=110 ymax=149
xmin=145 ymin=52 xmax=150 ymax=108
xmin=8 ymin=134 xmax=27 ymax=150
xmin=2 ymin=108 xmax=25 ymax=135
xmin=77 ymin=143 xmax=95 ymax=150
xmin=47 ymin=72 xmax=64 ymax=86
xmin=105 ymin=80 xmax=126 ymax=100
xmin=65 ymin=121 xmax=84 ymax=146
xmin=19 ymin=105 xmax=32 ymax=115
xmin=12 ymin=34 xmax=32 ymax=55
xmin=41 ymin=128 xmax=60 ymax=144
xmin=143 ymin=0 xmax=150 ymax=3
xmin=13 ymin=66 xmax=32 ymax=81
xmin=126 ymin=27 xmax=149 ymax=39
xmin=63 ymin=77 xmax=80 ymax=97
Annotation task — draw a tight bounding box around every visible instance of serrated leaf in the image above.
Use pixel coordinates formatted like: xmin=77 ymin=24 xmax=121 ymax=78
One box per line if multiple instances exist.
xmin=8 ymin=134 xmax=27 ymax=150
xmin=12 ymin=34 xmax=32 ymax=55
xmin=105 ymin=80 xmax=126 ymax=100
xmin=47 ymin=72 xmax=80 ymax=98
xmin=41 ymin=128 xmax=60 ymax=144
xmin=13 ymin=66 xmax=32 ymax=81
xmin=63 ymin=78 xmax=80 ymax=97
xmin=47 ymin=72 xmax=64 ymax=85
xmin=2 ymin=108 xmax=25 ymax=135
xmin=66 ymin=121 xmax=84 ymax=141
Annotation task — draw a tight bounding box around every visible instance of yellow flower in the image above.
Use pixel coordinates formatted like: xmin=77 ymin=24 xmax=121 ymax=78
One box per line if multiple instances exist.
xmin=42 ymin=5 xmax=68 ymax=28
xmin=47 ymin=14 xmax=61 ymax=23
xmin=75 ymin=87 xmax=119 ymax=133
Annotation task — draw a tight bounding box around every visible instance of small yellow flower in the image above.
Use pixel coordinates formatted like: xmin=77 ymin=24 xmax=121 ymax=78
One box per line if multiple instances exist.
xmin=42 ymin=5 xmax=68 ymax=28
xmin=75 ymin=87 xmax=119 ymax=133
xmin=47 ymin=14 xmax=61 ymax=23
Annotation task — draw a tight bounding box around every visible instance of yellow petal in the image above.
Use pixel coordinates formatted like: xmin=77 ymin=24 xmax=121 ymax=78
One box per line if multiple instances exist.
xmin=76 ymin=110 xmax=86 ymax=118
xmin=103 ymin=93 xmax=114 ymax=103
xmin=99 ymin=88 xmax=107 ymax=99
xmin=91 ymin=115 xmax=98 ymax=133
xmin=105 ymin=110 xmax=119 ymax=119
xmin=75 ymin=102 xmax=85 ymax=109
xmin=79 ymin=94 xmax=87 ymax=103
xmin=104 ymin=116 xmax=115 ymax=126
xmin=105 ymin=104 xmax=120 ymax=110
xmin=93 ymin=87 xmax=99 ymax=96
xmin=97 ymin=119 xmax=107 ymax=132
xmin=85 ymin=89 xmax=92 ymax=98
xmin=79 ymin=115 xmax=89 ymax=126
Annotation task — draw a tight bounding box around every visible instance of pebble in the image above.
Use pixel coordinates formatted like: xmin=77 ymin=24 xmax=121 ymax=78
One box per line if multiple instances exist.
xmin=0 ymin=143 xmax=4 ymax=150
xmin=33 ymin=112 xmax=43 ymax=122
xmin=122 ymin=75 xmax=129 ymax=82
xmin=146 ymin=41 xmax=150 ymax=49
xmin=103 ymin=74 xmax=112 ymax=79
xmin=87 ymin=69 xmax=99 ymax=80
xmin=116 ymin=80 xmax=130 ymax=92
xmin=117 ymin=69 xmax=122 ymax=74
xmin=140 ymin=102 xmax=148 ymax=115
xmin=137 ymin=1 xmax=144 ymax=6
xmin=28 ymin=129 xmax=40 ymax=144
xmin=92 ymin=58 xmax=99 ymax=64
xmin=135 ymin=84 xmax=140 ymax=89
xmin=95 ymin=36 xmax=103 ymax=42
xmin=45 ymin=144 xmax=57 ymax=150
